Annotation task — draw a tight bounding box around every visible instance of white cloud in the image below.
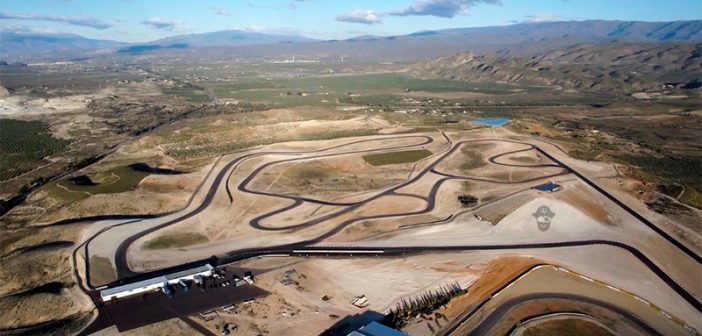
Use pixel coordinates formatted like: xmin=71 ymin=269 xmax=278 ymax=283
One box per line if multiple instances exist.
xmin=0 ymin=24 xmax=58 ymax=34
xmin=523 ymin=13 xmax=563 ymax=23
xmin=232 ymin=25 xmax=299 ymax=35
xmin=141 ymin=17 xmax=187 ymax=31
xmin=336 ymin=10 xmax=383 ymax=25
xmin=0 ymin=11 xmax=112 ymax=29
xmin=389 ymin=0 xmax=501 ymax=18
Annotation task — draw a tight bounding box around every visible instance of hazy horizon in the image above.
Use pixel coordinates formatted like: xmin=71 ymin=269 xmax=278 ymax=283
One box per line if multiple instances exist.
xmin=1 ymin=0 xmax=701 ymax=43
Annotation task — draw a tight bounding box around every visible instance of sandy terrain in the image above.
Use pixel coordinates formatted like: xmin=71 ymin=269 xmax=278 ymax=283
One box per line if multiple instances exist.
xmin=0 ymin=85 xmax=130 ymax=116
xmin=186 ymin=254 xmax=487 ymax=336
xmin=93 ymin=318 xmax=198 ymax=336
xmin=0 ymin=283 xmax=93 ymax=330
xmin=250 ymin=155 xmax=411 ymax=201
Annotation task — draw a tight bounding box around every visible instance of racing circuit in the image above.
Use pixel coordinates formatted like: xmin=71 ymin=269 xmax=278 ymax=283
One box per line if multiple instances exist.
xmin=65 ymin=130 xmax=701 ymax=335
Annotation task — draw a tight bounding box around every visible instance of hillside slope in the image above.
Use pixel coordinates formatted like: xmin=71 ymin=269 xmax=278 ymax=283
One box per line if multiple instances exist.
xmin=409 ymin=42 xmax=702 ymax=92
xmin=426 ymin=20 xmax=702 ymax=43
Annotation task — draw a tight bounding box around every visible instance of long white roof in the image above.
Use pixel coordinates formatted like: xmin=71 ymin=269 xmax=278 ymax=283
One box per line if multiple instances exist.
xmin=165 ymin=264 xmax=214 ymax=280
xmin=100 ymin=276 xmax=167 ymax=297
xmin=100 ymin=264 xmax=214 ymax=297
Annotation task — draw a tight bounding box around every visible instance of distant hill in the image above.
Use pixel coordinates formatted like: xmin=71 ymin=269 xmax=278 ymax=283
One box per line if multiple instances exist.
xmin=150 ymin=29 xmax=317 ymax=47
xmin=117 ymin=43 xmax=189 ymax=54
xmin=407 ymin=20 xmax=702 ymax=43
xmin=408 ymin=42 xmax=702 ymax=93
xmin=2 ymin=20 xmax=700 ymax=60
xmin=179 ymin=20 xmax=700 ymax=61
xmin=0 ymin=32 xmax=123 ymax=57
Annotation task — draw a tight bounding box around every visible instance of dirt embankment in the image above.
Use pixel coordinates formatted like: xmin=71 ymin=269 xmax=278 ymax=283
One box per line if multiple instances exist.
xmin=442 ymin=256 xmax=542 ymax=319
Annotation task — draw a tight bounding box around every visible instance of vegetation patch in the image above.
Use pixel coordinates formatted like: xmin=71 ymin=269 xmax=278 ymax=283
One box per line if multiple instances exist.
xmin=510 ymin=155 xmax=538 ymax=164
xmin=143 ymin=233 xmax=209 ymax=250
xmin=459 ymin=147 xmax=487 ymax=171
xmin=363 ymin=149 xmax=432 ymax=166
xmin=0 ymin=119 xmax=69 ymax=181
xmin=286 ymin=165 xmax=331 ymax=180
xmin=458 ymin=194 xmax=478 ymax=207
xmin=128 ymin=163 xmax=183 ymax=175
xmin=385 ymin=283 xmax=465 ymax=330
xmin=617 ymin=155 xmax=702 ymax=208
xmin=162 ymin=87 xmax=210 ymax=103
xmin=211 ymin=73 xmax=532 ymax=107
xmin=55 ymin=165 xmax=150 ymax=195
xmin=42 ymin=182 xmax=90 ymax=203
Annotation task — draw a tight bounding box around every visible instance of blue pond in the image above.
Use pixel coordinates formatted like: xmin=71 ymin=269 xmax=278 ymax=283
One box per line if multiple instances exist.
xmin=473 ymin=118 xmax=511 ymax=126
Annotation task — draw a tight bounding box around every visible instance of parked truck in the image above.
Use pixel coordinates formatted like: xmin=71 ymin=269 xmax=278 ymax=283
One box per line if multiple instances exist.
xmin=162 ymin=282 xmax=174 ymax=298
xmin=179 ymin=279 xmax=190 ymax=293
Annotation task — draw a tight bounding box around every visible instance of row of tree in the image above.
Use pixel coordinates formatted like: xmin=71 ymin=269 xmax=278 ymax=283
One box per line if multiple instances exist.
xmin=384 ymin=282 xmax=465 ymax=329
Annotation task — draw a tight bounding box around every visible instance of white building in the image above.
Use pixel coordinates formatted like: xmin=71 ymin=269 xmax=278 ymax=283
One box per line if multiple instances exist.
xmin=100 ymin=264 xmax=214 ymax=302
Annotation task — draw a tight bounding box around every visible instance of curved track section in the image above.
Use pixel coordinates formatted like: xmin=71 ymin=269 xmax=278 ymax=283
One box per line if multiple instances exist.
xmin=63 ymin=132 xmax=701 ymax=335
xmin=112 ymin=135 xmax=435 ymax=276
xmin=241 ymin=138 xmax=567 ymax=232
xmin=467 ymin=294 xmax=662 ymax=336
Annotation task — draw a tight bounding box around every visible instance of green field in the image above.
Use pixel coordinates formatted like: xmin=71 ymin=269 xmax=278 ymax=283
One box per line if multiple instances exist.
xmin=0 ymin=119 xmax=69 ymax=181
xmin=616 ymin=155 xmax=702 ymax=208
xmin=363 ymin=149 xmax=433 ymax=166
xmin=54 ymin=165 xmax=150 ymax=195
xmin=143 ymin=233 xmax=209 ymax=249
xmin=162 ymin=88 xmax=211 ymax=103
xmin=209 ymin=73 xmax=537 ymax=106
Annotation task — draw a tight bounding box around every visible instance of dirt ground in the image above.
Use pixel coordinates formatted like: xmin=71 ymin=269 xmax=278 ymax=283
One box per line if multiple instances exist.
xmin=93 ymin=318 xmax=198 ymax=336
xmin=0 ymin=282 xmax=93 ymax=330
xmin=185 ymin=254 xmax=489 ymax=336
xmin=250 ymin=155 xmax=410 ymax=201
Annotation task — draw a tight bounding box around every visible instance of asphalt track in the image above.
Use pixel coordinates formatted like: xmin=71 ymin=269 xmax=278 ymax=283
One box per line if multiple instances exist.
xmin=467 ymin=294 xmax=662 ymax=336
xmin=506 ymin=312 xmax=620 ymax=335
xmin=437 ymin=263 xmax=663 ymax=336
xmin=112 ymin=134 xmax=435 ymax=277
xmin=111 ymin=134 xmax=574 ymax=276
xmin=63 ymin=132 xmax=701 ymax=334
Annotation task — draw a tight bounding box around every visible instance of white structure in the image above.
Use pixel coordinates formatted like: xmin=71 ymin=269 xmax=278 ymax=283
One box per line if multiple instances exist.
xmin=100 ymin=264 xmax=214 ymax=301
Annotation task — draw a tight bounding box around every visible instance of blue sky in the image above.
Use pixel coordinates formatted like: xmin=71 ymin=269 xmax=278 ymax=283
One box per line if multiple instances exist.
xmin=1 ymin=0 xmax=701 ymax=42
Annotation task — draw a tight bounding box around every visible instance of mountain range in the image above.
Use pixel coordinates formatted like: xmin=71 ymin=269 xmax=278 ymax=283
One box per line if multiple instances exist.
xmin=0 ymin=31 xmax=124 ymax=56
xmin=1 ymin=20 xmax=700 ymax=60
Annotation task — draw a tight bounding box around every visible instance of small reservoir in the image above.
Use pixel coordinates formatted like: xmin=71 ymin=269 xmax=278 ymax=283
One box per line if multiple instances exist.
xmin=473 ymin=118 xmax=511 ymax=126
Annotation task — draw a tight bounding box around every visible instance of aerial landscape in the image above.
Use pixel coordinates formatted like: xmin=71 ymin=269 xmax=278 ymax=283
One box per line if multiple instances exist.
xmin=0 ymin=0 xmax=700 ymax=335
